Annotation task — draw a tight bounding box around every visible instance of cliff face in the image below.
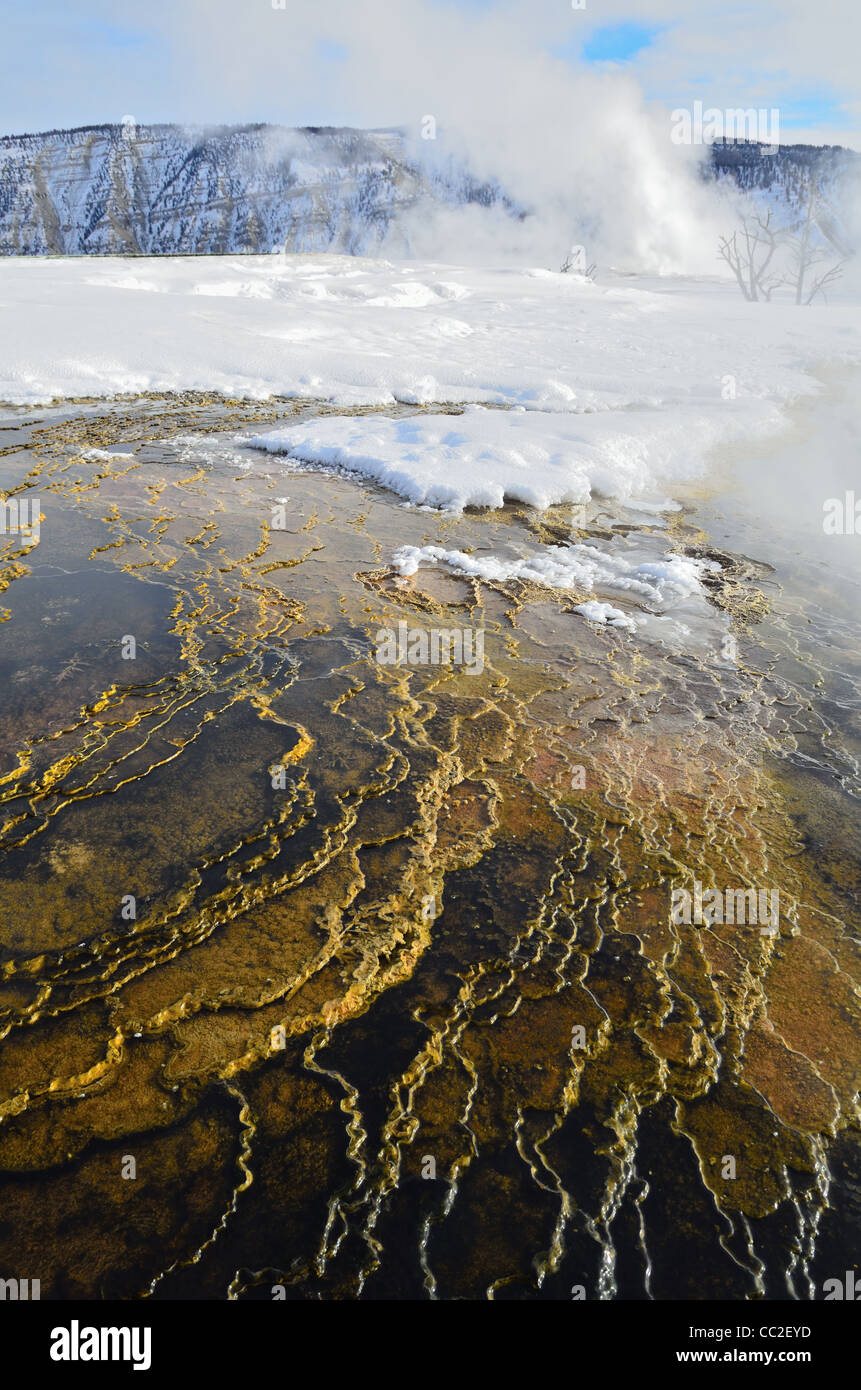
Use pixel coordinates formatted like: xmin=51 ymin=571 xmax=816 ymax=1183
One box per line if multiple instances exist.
xmin=0 ymin=123 xmax=506 ymax=257
xmin=1 ymin=122 xmax=857 ymax=260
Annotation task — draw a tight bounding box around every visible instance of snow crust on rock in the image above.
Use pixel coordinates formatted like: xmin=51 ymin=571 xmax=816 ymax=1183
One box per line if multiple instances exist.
xmin=250 ymin=403 xmax=773 ymax=511
xmin=391 ymin=541 xmax=719 ymax=603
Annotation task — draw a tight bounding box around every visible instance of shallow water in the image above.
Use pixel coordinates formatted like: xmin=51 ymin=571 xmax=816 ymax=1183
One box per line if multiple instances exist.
xmin=0 ymin=390 xmax=858 ymax=1300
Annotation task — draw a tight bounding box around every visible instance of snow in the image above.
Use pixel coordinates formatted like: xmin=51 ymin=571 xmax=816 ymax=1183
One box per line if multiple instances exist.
xmin=249 ymin=403 xmax=772 ymax=511
xmin=4 ymin=249 xmax=854 ymax=647
xmin=2 ymin=251 xmax=858 ymax=525
xmin=0 ymin=253 xmax=858 ymax=418
xmin=385 ymin=541 xmax=727 ymax=643
xmin=573 ymin=601 xmax=638 ymax=631
xmin=390 ymin=542 xmax=719 ymax=606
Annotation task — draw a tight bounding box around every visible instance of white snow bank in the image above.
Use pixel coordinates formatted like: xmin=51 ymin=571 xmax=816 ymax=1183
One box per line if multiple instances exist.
xmin=0 ymin=253 xmax=858 ymax=413
xmin=248 ymin=402 xmax=779 ymax=511
xmin=3 ymin=252 xmax=859 ymax=526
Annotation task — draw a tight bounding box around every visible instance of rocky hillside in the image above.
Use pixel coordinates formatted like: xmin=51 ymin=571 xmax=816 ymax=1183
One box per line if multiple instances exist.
xmin=1 ymin=122 xmax=857 ymax=259
xmin=0 ymin=122 xmax=509 ymax=257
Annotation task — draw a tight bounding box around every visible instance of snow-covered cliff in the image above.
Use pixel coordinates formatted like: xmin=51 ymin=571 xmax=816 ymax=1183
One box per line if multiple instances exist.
xmin=0 ymin=122 xmax=508 ymax=257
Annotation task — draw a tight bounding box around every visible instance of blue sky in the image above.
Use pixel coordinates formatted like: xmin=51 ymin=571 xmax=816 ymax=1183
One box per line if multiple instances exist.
xmin=0 ymin=0 xmax=857 ymax=149
xmin=582 ymin=23 xmax=663 ymax=64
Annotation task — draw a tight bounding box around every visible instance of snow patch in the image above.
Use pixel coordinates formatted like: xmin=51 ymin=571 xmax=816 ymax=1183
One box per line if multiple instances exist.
xmin=248 ymin=404 xmax=772 ymax=512
xmin=390 ymin=541 xmax=719 ymax=606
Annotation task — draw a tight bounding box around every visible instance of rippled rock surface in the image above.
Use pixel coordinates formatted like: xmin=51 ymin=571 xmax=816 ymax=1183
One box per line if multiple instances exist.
xmin=0 ymin=396 xmax=858 ymax=1299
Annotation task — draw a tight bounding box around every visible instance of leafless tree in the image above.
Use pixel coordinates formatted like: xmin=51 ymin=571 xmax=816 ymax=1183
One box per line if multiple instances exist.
xmin=783 ymin=177 xmax=848 ymax=304
xmin=560 ymin=249 xmax=596 ymax=279
xmin=717 ymin=210 xmax=783 ymax=301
